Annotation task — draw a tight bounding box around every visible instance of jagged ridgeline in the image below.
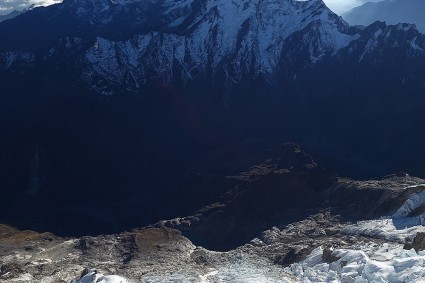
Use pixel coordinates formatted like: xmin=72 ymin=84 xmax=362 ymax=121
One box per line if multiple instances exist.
xmin=1 ymin=0 xmax=425 ymax=236
xmin=343 ymin=0 xmax=425 ymax=34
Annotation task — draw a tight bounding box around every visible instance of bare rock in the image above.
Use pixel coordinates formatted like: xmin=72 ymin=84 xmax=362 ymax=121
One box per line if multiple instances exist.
xmin=405 ymin=232 xmax=425 ymax=252
xmin=0 ymin=262 xmax=24 ymax=278
xmin=322 ymin=247 xmax=340 ymax=263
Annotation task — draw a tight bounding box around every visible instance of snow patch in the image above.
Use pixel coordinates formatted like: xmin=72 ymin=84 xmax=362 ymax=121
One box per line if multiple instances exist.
xmin=77 ymin=272 xmax=128 ymax=283
xmin=397 ymin=23 xmax=415 ymax=32
xmin=410 ymin=37 xmax=423 ymax=52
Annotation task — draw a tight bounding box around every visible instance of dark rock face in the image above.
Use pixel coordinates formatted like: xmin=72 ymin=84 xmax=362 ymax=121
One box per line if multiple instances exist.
xmin=156 ymin=141 xmax=335 ymax=250
xmin=77 ymin=237 xmax=97 ymax=253
xmin=0 ymin=137 xmax=420 ymax=252
xmin=0 ymin=262 xmax=24 ymax=278
xmin=322 ymin=247 xmax=340 ymax=264
xmin=405 ymin=232 xmax=425 ymax=252
xmin=274 ymin=247 xmax=312 ymax=266
xmin=159 ymin=142 xmax=425 ymax=250
xmin=0 ymin=139 xmax=330 ymax=240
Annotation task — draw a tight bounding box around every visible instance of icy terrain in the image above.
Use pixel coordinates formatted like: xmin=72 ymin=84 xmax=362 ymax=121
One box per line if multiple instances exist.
xmin=288 ymin=244 xmax=425 ymax=283
xmin=68 ymin=186 xmax=425 ymax=283
xmin=77 ymin=272 xmax=128 ymax=283
xmin=288 ymin=186 xmax=425 ymax=283
xmin=343 ymin=186 xmax=425 ymax=242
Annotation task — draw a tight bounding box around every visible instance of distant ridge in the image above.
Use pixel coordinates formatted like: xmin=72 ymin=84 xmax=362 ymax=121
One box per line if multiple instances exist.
xmin=0 ymin=10 xmax=24 ymax=23
xmin=343 ymin=0 xmax=425 ymax=33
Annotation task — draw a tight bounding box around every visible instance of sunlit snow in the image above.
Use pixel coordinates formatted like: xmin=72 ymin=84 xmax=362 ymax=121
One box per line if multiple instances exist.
xmin=77 ymin=272 xmax=128 ymax=283
xmin=0 ymin=0 xmax=62 ymax=15
xmin=344 ymin=187 xmax=425 ymax=241
xmin=288 ymin=186 xmax=425 ymax=282
xmin=288 ymin=244 xmax=425 ymax=283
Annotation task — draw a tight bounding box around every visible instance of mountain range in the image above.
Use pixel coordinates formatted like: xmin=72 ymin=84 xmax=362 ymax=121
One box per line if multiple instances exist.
xmin=1 ymin=0 xmax=425 ymax=238
xmin=343 ymin=0 xmax=425 ymax=33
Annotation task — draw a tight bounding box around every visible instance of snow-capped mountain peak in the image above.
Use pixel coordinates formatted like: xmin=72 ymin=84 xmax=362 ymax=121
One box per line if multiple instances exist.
xmin=78 ymin=0 xmax=356 ymax=94
xmin=2 ymin=0 xmax=423 ymax=96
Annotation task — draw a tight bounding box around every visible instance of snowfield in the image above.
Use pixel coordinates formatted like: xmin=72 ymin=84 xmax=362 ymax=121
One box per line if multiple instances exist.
xmin=343 ymin=187 xmax=425 ymax=242
xmin=288 ymin=187 xmax=425 ymax=283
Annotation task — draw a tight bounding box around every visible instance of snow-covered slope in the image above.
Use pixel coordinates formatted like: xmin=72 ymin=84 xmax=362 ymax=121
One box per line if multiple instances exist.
xmin=291 ymin=189 xmax=425 ymax=282
xmin=289 ymin=244 xmax=425 ymax=283
xmin=77 ymin=272 xmax=128 ymax=283
xmin=343 ymin=186 xmax=425 ymax=242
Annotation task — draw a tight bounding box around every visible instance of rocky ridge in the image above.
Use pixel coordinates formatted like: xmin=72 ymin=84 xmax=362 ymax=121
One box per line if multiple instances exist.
xmin=2 ymin=167 xmax=425 ymax=282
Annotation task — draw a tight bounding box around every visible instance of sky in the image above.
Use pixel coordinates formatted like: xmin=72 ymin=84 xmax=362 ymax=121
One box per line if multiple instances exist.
xmin=323 ymin=0 xmax=383 ymax=14
xmin=0 ymin=0 xmax=382 ymax=16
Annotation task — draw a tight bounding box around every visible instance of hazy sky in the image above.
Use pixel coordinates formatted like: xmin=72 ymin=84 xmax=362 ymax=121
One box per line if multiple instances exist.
xmin=0 ymin=0 xmax=382 ymax=16
xmin=323 ymin=0 xmax=383 ymax=14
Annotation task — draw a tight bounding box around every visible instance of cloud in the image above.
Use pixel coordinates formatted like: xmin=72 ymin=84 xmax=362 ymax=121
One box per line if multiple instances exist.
xmin=0 ymin=0 xmax=62 ymax=15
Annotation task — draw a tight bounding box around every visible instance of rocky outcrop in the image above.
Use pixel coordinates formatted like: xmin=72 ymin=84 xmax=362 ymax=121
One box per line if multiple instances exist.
xmin=158 ymin=142 xmax=425 ymax=250
xmin=0 ymin=214 xmax=388 ymax=282
xmin=404 ymin=232 xmax=425 ymax=252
